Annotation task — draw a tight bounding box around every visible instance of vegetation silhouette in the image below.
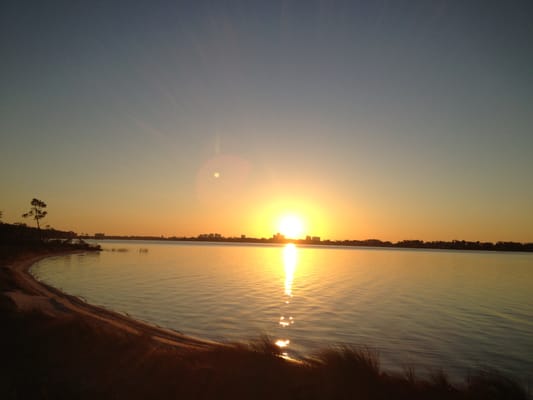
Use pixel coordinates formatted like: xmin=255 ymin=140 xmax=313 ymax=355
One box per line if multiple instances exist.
xmin=22 ymin=198 xmax=48 ymax=237
xmin=89 ymin=233 xmax=533 ymax=252
xmin=0 ymin=222 xmax=99 ymax=261
xmin=0 ymin=306 xmax=529 ymax=399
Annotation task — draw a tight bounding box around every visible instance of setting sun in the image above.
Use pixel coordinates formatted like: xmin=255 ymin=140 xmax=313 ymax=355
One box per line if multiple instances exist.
xmin=278 ymin=215 xmax=305 ymax=239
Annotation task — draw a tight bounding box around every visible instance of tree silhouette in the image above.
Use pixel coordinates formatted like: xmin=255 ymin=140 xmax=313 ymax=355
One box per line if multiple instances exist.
xmin=22 ymin=198 xmax=48 ymax=231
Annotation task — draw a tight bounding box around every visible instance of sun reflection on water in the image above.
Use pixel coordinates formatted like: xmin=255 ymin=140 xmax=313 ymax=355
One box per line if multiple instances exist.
xmin=283 ymin=243 xmax=297 ymax=298
xmin=277 ymin=243 xmax=298 ymax=352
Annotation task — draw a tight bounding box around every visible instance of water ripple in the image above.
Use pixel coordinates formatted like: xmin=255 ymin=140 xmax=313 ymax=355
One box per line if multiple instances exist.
xmin=31 ymin=241 xmax=533 ymax=380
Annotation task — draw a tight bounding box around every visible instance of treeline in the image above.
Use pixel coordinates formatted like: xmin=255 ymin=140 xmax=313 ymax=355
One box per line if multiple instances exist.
xmin=82 ymin=233 xmax=533 ymax=252
xmin=0 ymin=222 xmax=77 ymax=243
xmin=0 ymin=223 xmax=99 ymax=262
xmin=323 ymin=239 xmax=533 ymax=252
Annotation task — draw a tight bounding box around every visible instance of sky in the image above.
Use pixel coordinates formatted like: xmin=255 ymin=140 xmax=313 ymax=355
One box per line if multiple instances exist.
xmin=1 ymin=0 xmax=532 ymax=242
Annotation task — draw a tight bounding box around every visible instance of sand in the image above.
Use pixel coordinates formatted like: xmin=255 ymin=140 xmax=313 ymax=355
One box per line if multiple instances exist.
xmin=5 ymin=251 xmax=219 ymax=350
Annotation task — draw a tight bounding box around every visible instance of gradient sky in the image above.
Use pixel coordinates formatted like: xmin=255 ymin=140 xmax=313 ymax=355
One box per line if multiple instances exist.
xmin=1 ymin=1 xmax=532 ymax=241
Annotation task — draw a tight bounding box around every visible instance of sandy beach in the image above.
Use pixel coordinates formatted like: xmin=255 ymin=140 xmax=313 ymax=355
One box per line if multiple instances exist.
xmin=5 ymin=250 xmax=218 ymax=350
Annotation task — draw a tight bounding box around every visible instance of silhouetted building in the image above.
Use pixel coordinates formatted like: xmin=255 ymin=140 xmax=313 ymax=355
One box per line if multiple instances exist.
xmin=198 ymin=233 xmax=223 ymax=240
xmin=273 ymin=233 xmax=285 ymax=242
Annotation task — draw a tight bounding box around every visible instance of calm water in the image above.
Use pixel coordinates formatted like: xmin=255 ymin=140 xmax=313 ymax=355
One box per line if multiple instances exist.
xmin=31 ymin=240 xmax=533 ymax=381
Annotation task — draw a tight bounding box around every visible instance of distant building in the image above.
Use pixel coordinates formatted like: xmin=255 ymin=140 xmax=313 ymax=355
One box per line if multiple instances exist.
xmin=198 ymin=233 xmax=223 ymax=240
xmin=94 ymin=233 xmax=105 ymax=239
xmin=241 ymin=234 xmax=246 ymax=239
xmin=273 ymin=232 xmax=285 ymax=242
xmin=305 ymin=235 xmax=321 ymax=242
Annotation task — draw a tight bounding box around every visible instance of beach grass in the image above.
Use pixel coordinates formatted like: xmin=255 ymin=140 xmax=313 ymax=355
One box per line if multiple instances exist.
xmin=1 ymin=296 xmax=529 ymax=399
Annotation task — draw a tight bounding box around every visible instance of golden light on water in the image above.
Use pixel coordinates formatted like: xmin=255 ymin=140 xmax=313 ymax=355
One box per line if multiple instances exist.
xmin=283 ymin=243 xmax=297 ymax=298
xmin=275 ymin=339 xmax=290 ymax=348
xmin=277 ymin=243 xmax=298 ymax=351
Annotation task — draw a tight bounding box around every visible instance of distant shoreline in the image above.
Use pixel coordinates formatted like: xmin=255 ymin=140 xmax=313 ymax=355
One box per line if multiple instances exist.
xmin=3 ymin=222 xmax=530 ymax=252
xmin=85 ymin=235 xmax=533 ymax=252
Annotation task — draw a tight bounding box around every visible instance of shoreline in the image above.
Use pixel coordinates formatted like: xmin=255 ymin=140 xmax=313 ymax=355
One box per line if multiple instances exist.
xmin=86 ymin=236 xmax=533 ymax=253
xmin=5 ymin=250 xmax=219 ymax=351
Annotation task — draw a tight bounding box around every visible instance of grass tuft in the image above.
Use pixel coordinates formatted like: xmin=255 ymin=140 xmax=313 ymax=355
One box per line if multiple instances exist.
xmin=465 ymin=369 xmax=529 ymax=400
xmin=314 ymin=345 xmax=381 ymax=378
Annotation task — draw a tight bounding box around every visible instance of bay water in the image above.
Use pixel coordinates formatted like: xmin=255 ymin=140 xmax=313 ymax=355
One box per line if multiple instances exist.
xmin=31 ymin=240 xmax=533 ymax=381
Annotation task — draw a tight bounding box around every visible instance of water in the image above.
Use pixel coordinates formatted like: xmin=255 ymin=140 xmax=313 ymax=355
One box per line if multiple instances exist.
xmin=31 ymin=240 xmax=533 ymax=381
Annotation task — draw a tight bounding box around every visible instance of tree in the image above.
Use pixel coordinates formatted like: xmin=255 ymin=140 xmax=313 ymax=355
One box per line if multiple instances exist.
xmin=22 ymin=198 xmax=48 ymax=230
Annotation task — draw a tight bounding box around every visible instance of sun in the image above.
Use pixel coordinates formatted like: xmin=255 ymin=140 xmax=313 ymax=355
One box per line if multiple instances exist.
xmin=278 ymin=215 xmax=305 ymax=239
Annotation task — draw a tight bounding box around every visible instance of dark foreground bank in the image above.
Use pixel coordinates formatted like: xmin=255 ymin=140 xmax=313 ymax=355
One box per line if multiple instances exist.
xmin=0 ymin=246 xmax=530 ymax=400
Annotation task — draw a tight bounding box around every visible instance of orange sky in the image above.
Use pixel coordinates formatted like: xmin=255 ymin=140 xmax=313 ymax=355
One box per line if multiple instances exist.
xmin=1 ymin=2 xmax=532 ymax=242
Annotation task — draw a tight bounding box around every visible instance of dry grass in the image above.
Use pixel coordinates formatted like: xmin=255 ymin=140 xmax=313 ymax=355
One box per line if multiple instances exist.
xmin=1 ymin=302 xmax=529 ymax=400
